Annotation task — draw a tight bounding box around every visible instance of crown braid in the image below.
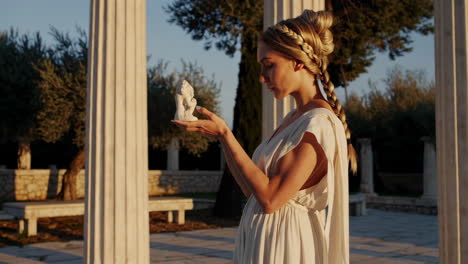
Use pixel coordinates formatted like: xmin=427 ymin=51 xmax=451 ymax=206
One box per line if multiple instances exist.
xmin=273 ymin=24 xmax=322 ymax=68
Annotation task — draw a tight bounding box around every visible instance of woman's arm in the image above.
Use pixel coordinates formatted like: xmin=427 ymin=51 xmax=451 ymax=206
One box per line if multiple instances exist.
xmin=219 ymin=129 xmax=321 ymax=213
xmin=220 ymin=141 xmax=253 ymax=198
xmin=172 ymin=107 xmax=321 ymax=213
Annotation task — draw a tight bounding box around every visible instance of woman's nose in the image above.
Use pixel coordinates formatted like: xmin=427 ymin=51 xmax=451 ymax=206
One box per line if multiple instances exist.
xmin=259 ymin=75 xmax=266 ymax=83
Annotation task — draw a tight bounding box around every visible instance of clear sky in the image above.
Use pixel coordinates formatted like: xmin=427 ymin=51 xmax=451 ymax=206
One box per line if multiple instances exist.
xmin=1 ymin=0 xmax=434 ymax=128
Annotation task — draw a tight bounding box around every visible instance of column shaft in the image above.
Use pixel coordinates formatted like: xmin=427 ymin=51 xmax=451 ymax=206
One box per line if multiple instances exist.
xmin=167 ymin=138 xmax=179 ymax=171
xmin=84 ymin=0 xmax=149 ymax=263
xmin=357 ymin=138 xmax=375 ymax=195
xmin=434 ymin=0 xmax=468 ymax=263
xmin=262 ymin=0 xmax=325 ymax=140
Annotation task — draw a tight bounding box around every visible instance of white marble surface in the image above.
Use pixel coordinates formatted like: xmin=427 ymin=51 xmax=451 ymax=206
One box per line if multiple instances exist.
xmin=174 ymin=80 xmax=198 ymax=121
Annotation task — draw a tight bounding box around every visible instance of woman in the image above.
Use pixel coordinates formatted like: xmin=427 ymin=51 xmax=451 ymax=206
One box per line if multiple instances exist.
xmin=172 ymin=9 xmax=357 ymax=264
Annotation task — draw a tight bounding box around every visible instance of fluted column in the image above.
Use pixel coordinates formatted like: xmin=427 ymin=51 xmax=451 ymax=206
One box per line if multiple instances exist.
xmin=434 ymin=0 xmax=468 ymax=263
xmin=84 ymin=0 xmax=149 ymax=263
xmin=357 ymin=138 xmax=376 ymax=196
xmin=167 ymin=138 xmax=179 ymax=171
xmin=262 ymin=0 xmax=325 ymax=140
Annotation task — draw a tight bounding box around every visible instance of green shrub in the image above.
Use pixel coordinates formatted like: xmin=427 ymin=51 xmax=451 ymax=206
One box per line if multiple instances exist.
xmin=347 ymin=67 xmax=435 ymax=174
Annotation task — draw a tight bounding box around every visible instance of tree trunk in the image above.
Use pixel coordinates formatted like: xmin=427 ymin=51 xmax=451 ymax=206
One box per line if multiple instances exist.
xmin=213 ymin=168 xmax=243 ymax=218
xmin=56 ymin=149 xmax=85 ymax=200
xmin=17 ymin=142 xmax=31 ymax=169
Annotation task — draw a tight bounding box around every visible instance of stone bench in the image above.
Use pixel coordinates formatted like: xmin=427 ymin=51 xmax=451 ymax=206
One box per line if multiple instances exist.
xmin=349 ymin=193 xmax=367 ymax=216
xmin=3 ymin=196 xmax=194 ymax=237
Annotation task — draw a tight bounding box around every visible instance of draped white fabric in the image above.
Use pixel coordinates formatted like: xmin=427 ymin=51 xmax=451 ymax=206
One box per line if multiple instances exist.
xmin=233 ymin=108 xmax=349 ymax=264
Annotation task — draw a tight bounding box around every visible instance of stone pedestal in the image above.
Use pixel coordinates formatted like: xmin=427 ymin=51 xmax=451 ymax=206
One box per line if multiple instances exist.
xmin=84 ymin=0 xmax=150 ymax=263
xmin=434 ymin=0 xmax=468 ymax=263
xmin=421 ymin=137 xmax=437 ymax=201
xmin=357 ymin=138 xmax=376 ymax=196
xmin=17 ymin=143 xmax=31 ymax=170
xmin=167 ymin=138 xmax=179 ymax=171
xmin=262 ymin=0 xmax=325 ymax=139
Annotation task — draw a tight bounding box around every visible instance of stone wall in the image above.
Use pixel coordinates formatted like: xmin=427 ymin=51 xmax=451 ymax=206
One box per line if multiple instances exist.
xmin=0 ymin=169 xmax=222 ymax=201
xmin=148 ymin=170 xmax=223 ymax=195
xmin=366 ymin=195 xmax=437 ymax=215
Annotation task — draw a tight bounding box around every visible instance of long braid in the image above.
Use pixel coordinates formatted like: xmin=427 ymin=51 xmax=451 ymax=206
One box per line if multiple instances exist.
xmin=320 ymin=65 xmax=358 ymax=174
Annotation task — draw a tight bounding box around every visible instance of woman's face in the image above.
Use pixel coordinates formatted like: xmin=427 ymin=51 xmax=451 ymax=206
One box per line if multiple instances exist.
xmin=257 ymin=41 xmax=299 ymax=99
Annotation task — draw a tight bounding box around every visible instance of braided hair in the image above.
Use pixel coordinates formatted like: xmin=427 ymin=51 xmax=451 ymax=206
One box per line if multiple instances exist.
xmin=261 ymin=10 xmax=358 ymax=174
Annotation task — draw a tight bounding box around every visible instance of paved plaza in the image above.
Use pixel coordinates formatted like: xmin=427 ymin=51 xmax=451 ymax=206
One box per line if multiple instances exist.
xmin=0 ymin=209 xmax=438 ymax=263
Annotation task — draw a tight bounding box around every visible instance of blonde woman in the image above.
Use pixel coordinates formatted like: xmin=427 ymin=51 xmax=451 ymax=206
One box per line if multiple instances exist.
xmin=172 ymin=9 xmax=357 ymax=264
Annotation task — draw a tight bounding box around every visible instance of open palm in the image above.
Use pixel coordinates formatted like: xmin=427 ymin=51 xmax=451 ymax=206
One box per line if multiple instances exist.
xmin=171 ymin=107 xmax=229 ymax=138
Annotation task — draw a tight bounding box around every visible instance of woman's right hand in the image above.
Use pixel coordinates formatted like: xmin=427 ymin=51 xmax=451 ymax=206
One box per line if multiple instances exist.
xmin=171 ymin=106 xmax=229 ymax=138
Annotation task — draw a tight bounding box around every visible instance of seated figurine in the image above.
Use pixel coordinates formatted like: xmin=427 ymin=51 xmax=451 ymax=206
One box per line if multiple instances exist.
xmin=174 ymin=80 xmax=198 ymax=121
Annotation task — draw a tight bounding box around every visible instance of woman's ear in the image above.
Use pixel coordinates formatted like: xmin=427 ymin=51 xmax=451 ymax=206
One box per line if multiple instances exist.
xmin=293 ymin=60 xmax=305 ymax=71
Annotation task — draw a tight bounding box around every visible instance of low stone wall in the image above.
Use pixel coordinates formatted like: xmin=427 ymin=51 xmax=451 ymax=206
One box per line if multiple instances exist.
xmin=148 ymin=170 xmax=223 ymax=195
xmin=0 ymin=169 xmax=222 ymax=201
xmin=366 ymin=195 xmax=437 ymax=215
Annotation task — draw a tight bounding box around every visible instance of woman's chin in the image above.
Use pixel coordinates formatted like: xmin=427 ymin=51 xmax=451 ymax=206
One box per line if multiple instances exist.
xmin=268 ymin=88 xmax=287 ymax=99
xmin=273 ymin=92 xmax=287 ymax=99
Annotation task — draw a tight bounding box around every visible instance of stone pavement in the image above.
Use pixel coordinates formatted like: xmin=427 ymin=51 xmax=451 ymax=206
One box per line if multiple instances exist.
xmin=0 ymin=209 xmax=438 ymax=263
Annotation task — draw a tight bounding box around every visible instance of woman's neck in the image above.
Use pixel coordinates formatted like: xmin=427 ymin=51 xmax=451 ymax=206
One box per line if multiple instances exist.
xmin=292 ymin=89 xmax=328 ymax=113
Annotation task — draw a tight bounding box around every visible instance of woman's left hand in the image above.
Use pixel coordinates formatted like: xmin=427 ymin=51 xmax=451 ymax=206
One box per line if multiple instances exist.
xmin=171 ymin=106 xmax=229 ymax=138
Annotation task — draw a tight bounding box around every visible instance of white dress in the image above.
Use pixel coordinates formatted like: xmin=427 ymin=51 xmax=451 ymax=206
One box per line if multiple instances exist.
xmin=233 ymin=108 xmax=350 ymax=264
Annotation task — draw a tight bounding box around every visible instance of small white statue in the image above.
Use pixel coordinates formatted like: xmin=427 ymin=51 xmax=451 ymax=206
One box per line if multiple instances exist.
xmin=174 ymin=80 xmax=198 ymax=121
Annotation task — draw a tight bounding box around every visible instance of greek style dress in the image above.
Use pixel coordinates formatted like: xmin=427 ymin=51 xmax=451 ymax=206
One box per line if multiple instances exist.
xmin=233 ymin=108 xmax=350 ymax=264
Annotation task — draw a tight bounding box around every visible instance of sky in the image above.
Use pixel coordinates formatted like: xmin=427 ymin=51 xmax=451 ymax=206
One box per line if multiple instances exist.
xmin=1 ymin=0 xmax=435 ymax=128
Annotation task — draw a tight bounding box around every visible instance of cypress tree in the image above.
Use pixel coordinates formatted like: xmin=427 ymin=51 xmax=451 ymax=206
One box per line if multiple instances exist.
xmin=214 ymin=30 xmax=262 ymax=217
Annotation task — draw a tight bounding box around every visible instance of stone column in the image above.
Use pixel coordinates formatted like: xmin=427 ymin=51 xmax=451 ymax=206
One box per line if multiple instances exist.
xmin=262 ymin=0 xmax=325 ymax=140
xmin=434 ymin=0 xmax=468 ymax=263
xmin=167 ymin=138 xmax=179 ymax=170
xmin=357 ymin=138 xmax=376 ymax=196
xmin=421 ymin=137 xmax=437 ymax=201
xmin=84 ymin=0 xmax=149 ymax=263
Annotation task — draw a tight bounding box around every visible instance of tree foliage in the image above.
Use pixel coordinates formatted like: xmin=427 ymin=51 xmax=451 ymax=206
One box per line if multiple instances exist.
xmin=0 ymin=29 xmax=45 ymax=144
xmin=35 ymin=27 xmax=88 ymax=148
xmin=165 ymin=0 xmax=262 ymax=56
xmin=32 ymin=27 xmax=88 ymax=200
xmin=346 ymin=67 xmax=435 ymax=173
xmin=148 ymin=60 xmax=221 ymax=155
xmin=327 ymin=0 xmax=433 ymax=93
xmin=167 ymin=0 xmax=433 ymax=95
